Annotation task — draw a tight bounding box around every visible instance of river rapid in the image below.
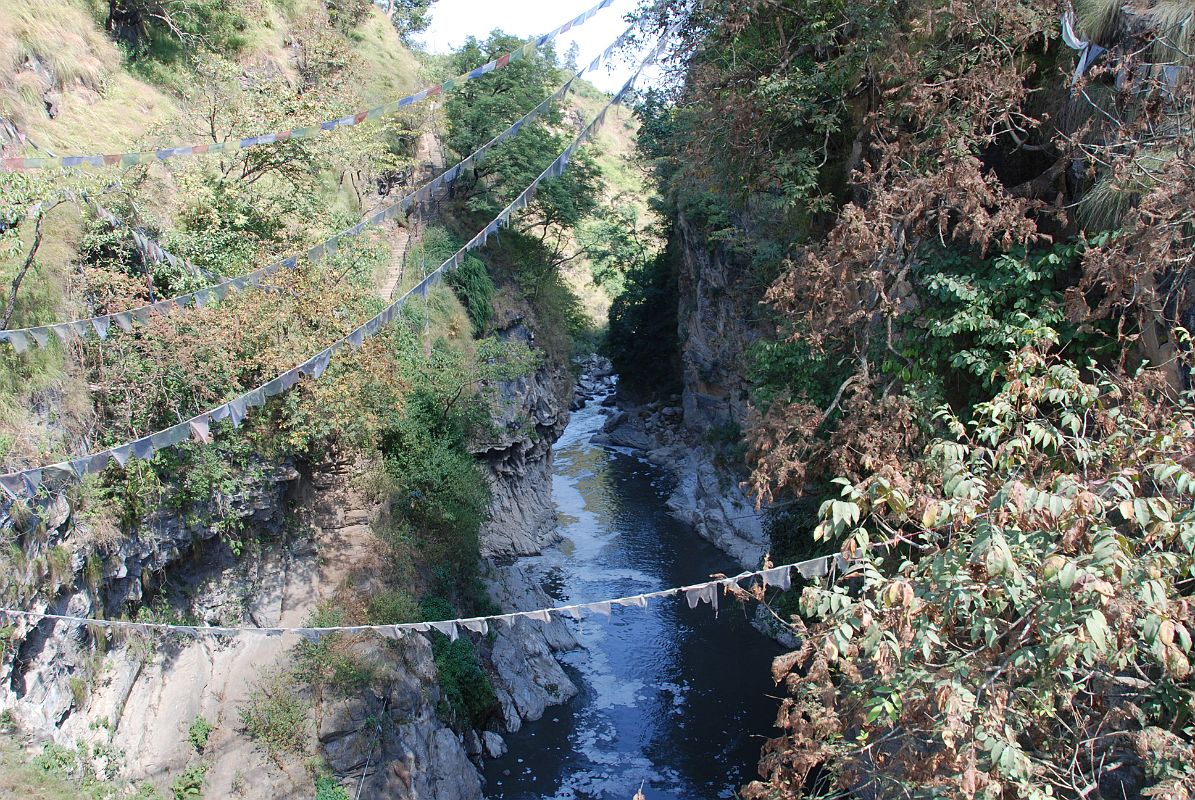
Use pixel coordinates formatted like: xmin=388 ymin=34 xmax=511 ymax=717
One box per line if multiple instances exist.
xmin=484 ymin=384 xmax=783 ymax=800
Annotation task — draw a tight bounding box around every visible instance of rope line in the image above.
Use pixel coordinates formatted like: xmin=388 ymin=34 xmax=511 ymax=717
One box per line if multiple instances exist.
xmin=0 ymin=27 xmax=670 ymax=499
xmin=0 ymin=24 xmax=633 ymax=353
xmin=0 ymin=552 xmax=844 ymax=640
xmin=0 ymin=0 xmax=614 ymax=171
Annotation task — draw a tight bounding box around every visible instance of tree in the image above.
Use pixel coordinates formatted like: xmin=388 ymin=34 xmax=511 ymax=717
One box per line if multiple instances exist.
xmin=578 ymin=200 xmax=652 ymax=291
xmin=443 ymin=32 xmax=602 ymax=266
xmin=387 ymin=0 xmax=433 ymax=42
xmin=105 ymin=0 xmax=247 ymax=61
xmin=443 ymin=33 xmax=562 ymax=161
xmin=747 ymin=347 xmax=1195 ymax=799
xmin=563 ymin=41 xmax=580 ymax=73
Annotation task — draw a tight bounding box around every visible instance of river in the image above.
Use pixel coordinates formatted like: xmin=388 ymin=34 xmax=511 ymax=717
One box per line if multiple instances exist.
xmin=483 ymin=388 xmax=784 ymax=800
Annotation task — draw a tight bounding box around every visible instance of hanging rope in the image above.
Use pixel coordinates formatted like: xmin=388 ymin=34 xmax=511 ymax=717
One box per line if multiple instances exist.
xmin=0 ymin=26 xmax=670 ymax=498
xmin=0 ymin=23 xmax=633 ymax=354
xmin=0 ymin=0 xmax=615 ymax=171
xmin=0 ymin=551 xmax=847 ymax=641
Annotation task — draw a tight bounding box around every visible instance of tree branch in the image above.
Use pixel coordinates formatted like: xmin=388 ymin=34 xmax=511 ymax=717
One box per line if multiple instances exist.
xmin=2 ymin=210 xmax=47 ymax=330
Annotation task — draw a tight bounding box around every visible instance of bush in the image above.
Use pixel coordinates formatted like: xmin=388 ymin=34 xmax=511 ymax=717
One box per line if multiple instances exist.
xmin=891 ymin=240 xmax=1118 ymax=409
xmin=324 ymin=0 xmax=372 ymax=31
xmin=419 ymin=594 xmax=455 ymax=622
xmin=239 ymin=673 xmax=310 ymax=757
xmin=445 ymin=254 xmax=496 ymax=336
xmin=378 ymin=379 xmax=492 ymax=575
xmin=430 ymin=635 xmax=498 ymax=729
xmin=169 ymin=764 xmax=206 ymax=800
xmin=366 ymin=590 xmax=422 ymax=625
xmin=187 ymin=716 xmax=213 ymax=754
xmin=314 ymin=774 xmax=351 ymax=800
xmin=750 ymin=350 xmax=1195 ymax=798
xmin=293 ymin=605 xmax=375 ymax=695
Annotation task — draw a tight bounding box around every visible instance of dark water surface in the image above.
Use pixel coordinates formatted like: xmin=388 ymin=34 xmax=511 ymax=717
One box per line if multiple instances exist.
xmin=483 ymin=395 xmax=783 ymax=800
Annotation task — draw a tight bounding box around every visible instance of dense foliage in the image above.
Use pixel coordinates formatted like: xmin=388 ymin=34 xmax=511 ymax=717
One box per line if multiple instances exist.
xmin=629 ymin=0 xmax=1195 ymax=795
xmin=442 ymin=32 xmax=603 ymax=270
xmin=605 ymin=234 xmax=681 ymax=395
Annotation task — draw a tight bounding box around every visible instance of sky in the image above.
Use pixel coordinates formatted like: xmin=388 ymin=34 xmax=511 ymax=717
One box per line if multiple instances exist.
xmin=415 ymin=0 xmax=654 ymax=94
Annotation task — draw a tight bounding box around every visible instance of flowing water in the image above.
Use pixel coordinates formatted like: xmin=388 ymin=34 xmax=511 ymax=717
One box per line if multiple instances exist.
xmin=484 ymin=391 xmax=783 ymax=800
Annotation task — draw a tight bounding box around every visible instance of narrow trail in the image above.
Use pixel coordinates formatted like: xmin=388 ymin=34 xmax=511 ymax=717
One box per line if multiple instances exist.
xmin=378 ymin=130 xmax=446 ymax=302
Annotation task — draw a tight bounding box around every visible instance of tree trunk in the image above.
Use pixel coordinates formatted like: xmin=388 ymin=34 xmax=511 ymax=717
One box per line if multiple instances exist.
xmin=2 ymin=213 xmax=44 ymax=330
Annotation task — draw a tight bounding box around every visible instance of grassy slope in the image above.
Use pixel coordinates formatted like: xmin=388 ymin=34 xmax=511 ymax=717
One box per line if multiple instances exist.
xmin=561 ymin=80 xmax=656 ymax=327
xmin=0 ymin=0 xmax=426 ymax=460
xmin=0 ymin=0 xmax=177 ymax=155
xmin=0 ymin=735 xmax=150 ymax=800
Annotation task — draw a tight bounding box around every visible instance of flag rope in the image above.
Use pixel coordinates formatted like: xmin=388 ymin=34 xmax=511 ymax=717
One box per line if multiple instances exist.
xmin=0 ymin=552 xmax=845 ymax=641
xmin=0 ymin=0 xmax=614 ymax=172
xmin=0 ymin=24 xmax=634 ymax=354
xmin=0 ymin=27 xmax=671 ymax=499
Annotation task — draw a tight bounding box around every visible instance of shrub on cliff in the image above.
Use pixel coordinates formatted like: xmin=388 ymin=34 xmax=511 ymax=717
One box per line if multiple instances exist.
xmin=746 ymin=349 xmax=1195 ymax=798
xmin=605 ymin=239 xmax=681 ymax=397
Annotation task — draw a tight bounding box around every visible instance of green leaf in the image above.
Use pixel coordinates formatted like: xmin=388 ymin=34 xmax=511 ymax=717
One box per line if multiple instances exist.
xmin=1085 ymin=610 xmax=1109 ymax=652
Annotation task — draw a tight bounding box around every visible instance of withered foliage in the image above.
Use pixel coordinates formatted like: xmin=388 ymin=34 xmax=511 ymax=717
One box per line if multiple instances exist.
xmin=646 ymin=0 xmax=1192 ymax=499
xmin=745 ymin=350 xmax=1195 ymax=799
xmin=642 ymin=0 xmax=1195 ymax=796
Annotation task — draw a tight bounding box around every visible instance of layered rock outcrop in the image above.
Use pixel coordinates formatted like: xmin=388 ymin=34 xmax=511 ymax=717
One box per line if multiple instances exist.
xmin=474 ymin=326 xmax=571 ymax=559
xmin=597 ymin=212 xmax=772 ymax=570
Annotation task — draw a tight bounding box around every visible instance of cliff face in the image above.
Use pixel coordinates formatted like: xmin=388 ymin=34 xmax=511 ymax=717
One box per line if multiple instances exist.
xmin=473 ymin=323 xmax=581 ymax=730
xmin=474 ymin=323 xmax=570 ymax=559
xmin=660 ymin=212 xmax=771 ymax=568
xmin=0 ymin=322 xmax=578 ymax=798
xmin=674 ymin=212 xmax=761 ymax=434
xmin=0 ymin=458 xmax=486 ymax=799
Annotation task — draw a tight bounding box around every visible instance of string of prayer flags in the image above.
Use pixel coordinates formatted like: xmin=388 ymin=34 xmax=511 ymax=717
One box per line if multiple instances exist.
xmin=1060 ymin=7 xmax=1106 ymax=84
xmin=0 ymin=552 xmax=849 ymax=641
xmin=0 ymin=25 xmax=668 ymax=498
xmin=0 ymin=25 xmax=633 ymax=354
xmin=1 ymin=0 xmax=615 ymax=171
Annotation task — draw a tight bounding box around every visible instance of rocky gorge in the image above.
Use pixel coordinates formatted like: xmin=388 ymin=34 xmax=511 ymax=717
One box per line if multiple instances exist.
xmin=0 ymin=337 xmax=590 ymax=798
xmin=599 ymin=210 xmax=772 ymax=573
xmin=0 ymin=202 xmax=786 ymax=798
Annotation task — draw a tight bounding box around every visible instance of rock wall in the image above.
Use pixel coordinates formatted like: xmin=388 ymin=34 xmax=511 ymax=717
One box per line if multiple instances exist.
xmin=0 ymin=456 xmax=489 ymax=799
xmin=674 ymin=212 xmax=761 ymax=433
xmin=474 ymin=324 xmax=571 ymax=559
xmin=605 ymin=211 xmax=772 ymax=570
xmin=1 ymin=459 xmax=300 ymax=736
xmin=474 ymin=329 xmax=582 ymax=732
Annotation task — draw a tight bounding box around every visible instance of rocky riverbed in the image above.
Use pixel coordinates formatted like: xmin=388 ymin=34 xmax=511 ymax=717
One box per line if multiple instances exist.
xmin=592 ymin=399 xmax=769 ymax=572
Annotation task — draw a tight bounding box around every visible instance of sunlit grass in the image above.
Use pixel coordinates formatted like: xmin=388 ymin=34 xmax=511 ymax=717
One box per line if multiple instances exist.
xmin=351 ymin=9 xmax=423 ymax=105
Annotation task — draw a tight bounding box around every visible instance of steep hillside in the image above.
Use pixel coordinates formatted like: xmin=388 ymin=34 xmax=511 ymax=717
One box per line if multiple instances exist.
xmin=0 ymin=2 xmax=633 ymax=797
xmin=616 ymin=0 xmax=1195 ymax=796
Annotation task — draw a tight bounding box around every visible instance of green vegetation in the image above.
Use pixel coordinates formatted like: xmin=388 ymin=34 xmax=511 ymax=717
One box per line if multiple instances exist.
xmin=293 ymin=605 xmax=375 ymax=695
xmin=605 ymin=239 xmax=680 ymax=396
xmin=168 ymin=764 xmax=206 ymax=800
xmin=429 ymin=635 xmax=498 ymax=729
xmin=314 ymin=774 xmax=351 ymax=800
xmin=239 ymin=670 xmax=310 ymax=757
xmin=0 ymin=737 xmax=153 ymax=800
xmin=365 ymin=589 xmax=421 ymax=625
xmin=627 ymin=0 xmax=1195 ymax=797
xmin=107 ymin=0 xmax=249 ymax=73
xmin=186 ymin=716 xmax=213 ymax=754
xmin=412 ymin=226 xmax=497 ymax=336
